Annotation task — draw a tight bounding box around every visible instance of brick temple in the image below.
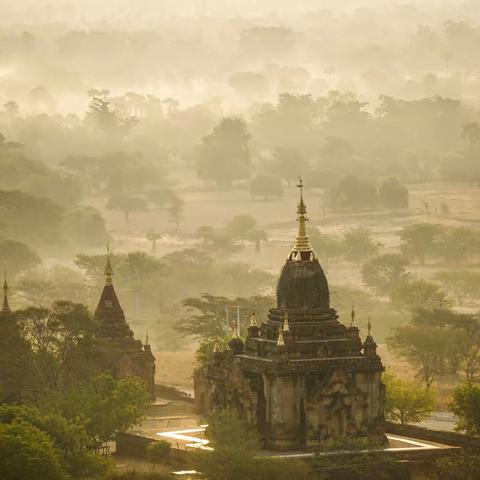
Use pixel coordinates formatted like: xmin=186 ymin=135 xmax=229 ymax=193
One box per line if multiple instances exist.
xmin=195 ymin=181 xmax=385 ymax=451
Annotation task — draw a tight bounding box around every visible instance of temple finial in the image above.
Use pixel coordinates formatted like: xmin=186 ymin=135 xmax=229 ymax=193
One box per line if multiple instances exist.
xmin=277 ymin=328 xmax=285 ymax=347
xmin=289 ymin=177 xmax=314 ymax=259
xmin=249 ymin=312 xmax=257 ymax=327
xmin=367 ymin=314 xmax=372 ymax=336
xmin=145 ymin=331 xmax=150 ymax=346
xmin=350 ymin=302 xmax=356 ymax=327
xmin=282 ymin=311 xmax=290 ymax=332
xmin=104 ymin=242 xmax=113 ymax=285
xmin=2 ymin=271 xmax=11 ymax=315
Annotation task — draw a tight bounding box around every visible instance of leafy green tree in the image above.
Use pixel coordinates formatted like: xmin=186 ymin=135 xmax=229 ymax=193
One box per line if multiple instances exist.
xmin=378 ymin=177 xmax=409 ymax=208
xmin=0 ymin=419 xmax=67 ymax=480
xmin=384 ymin=373 xmax=434 ymax=424
xmin=146 ymin=440 xmax=171 ymax=469
xmin=362 ymin=254 xmax=409 ymax=296
xmin=15 ymin=301 xmax=97 ymax=393
xmin=0 ymin=239 xmax=41 ymax=279
xmin=421 ymin=449 xmax=480 ymax=480
xmin=434 ymin=270 xmax=480 ymax=305
xmin=0 ymin=404 xmax=109 ymax=479
xmin=390 ymin=278 xmax=449 ymax=311
xmin=177 ymin=294 xmax=273 ymax=342
xmin=54 ymin=373 xmax=150 ymax=445
xmin=196 ymin=117 xmax=251 ymax=187
xmin=399 ymin=223 xmax=443 ymax=265
xmin=330 ymin=175 xmax=378 ymax=211
xmin=249 ymin=175 xmax=284 ymax=200
xmin=107 ymin=195 xmax=148 ymax=222
xmin=450 ymin=383 xmax=480 ymax=436
xmin=342 ymin=228 xmax=380 ymax=264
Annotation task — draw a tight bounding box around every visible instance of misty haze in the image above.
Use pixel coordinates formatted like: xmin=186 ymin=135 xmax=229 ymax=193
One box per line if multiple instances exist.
xmin=0 ymin=1 xmax=480 ymax=479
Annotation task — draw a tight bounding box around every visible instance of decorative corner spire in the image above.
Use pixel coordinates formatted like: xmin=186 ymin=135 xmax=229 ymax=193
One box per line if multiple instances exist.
xmin=249 ymin=312 xmax=257 ymax=327
xmin=277 ymin=328 xmax=285 ymax=347
xmin=282 ymin=311 xmax=290 ymax=332
xmin=1 ymin=271 xmax=11 ymax=315
xmin=213 ymin=341 xmax=220 ymax=353
xmin=104 ymin=242 xmax=113 ymax=285
xmin=289 ymin=177 xmax=314 ymax=259
xmin=350 ymin=302 xmax=356 ymax=327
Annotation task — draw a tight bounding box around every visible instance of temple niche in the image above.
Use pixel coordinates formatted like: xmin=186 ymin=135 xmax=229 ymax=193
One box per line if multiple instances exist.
xmin=195 ymin=181 xmax=385 ymax=451
xmin=94 ymin=250 xmax=156 ymax=399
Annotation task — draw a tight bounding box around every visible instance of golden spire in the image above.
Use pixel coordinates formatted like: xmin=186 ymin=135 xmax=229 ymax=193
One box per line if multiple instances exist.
xmin=1 ymin=271 xmax=10 ymax=314
xmin=213 ymin=341 xmax=221 ymax=353
xmin=249 ymin=312 xmax=257 ymax=327
xmin=105 ymin=242 xmax=113 ymax=285
xmin=282 ymin=311 xmax=290 ymax=332
xmin=291 ymin=177 xmax=314 ymax=255
xmin=277 ymin=328 xmax=285 ymax=347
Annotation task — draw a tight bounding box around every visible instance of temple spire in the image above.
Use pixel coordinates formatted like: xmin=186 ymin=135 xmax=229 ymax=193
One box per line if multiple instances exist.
xmin=282 ymin=311 xmax=290 ymax=332
xmin=350 ymin=302 xmax=356 ymax=327
xmin=1 ymin=271 xmax=11 ymax=315
xmin=249 ymin=312 xmax=257 ymax=327
xmin=290 ymin=178 xmax=314 ymax=258
xmin=104 ymin=242 xmax=113 ymax=285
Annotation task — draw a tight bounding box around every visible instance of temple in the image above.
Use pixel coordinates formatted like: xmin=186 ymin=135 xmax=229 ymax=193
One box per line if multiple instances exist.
xmin=195 ymin=180 xmax=385 ymax=451
xmin=94 ymin=246 xmax=156 ymax=398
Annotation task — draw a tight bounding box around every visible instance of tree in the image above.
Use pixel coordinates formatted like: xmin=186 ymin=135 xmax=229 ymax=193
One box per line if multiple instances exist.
xmin=309 ymin=229 xmax=343 ymax=267
xmin=330 ymin=175 xmax=378 ymax=211
xmin=0 ymin=239 xmax=41 ymax=279
xmin=192 ymin=410 xmax=310 ymax=480
xmin=399 ymin=223 xmax=443 ymax=265
xmin=61 ymin=207 xmax=107 ymax=248
xmin=0 ymin=190 xmax=63 ymax=247
xmin=388 ymin=316 xmax=450 ymax=389
xmin=249 ymin=228 xmax=268 ymax=253
xmin=269 ymin=147 xmax=308 ymax=186
xmin=384 ymin=373 xmax=434 ymax=424
xmin=225 ymin=215 xmax=257 ymax=246
xmin=450 ymin=383 xmax=480 ymax=436
xmin=0 ymin=420 xmax=67 ymax=480
xmin=434 ymin=270 xmax=480 ymax=305
xmin=422 ymin=449 xmax=480 ymax=480
xmin=196 ymin=117 xmax=251 ymax=187
xmin=249 ymin=175 xmax=284 ymax=200
xmin=146 ymin=440 xmax=170 ymax=469
xmin=55 ymin=373 xmax=150 ymax=445
xmin=378 ymin=177 xmax=409 ymax=209
xmin=106 ymin=195 xmax=148 ymax=222
xmin=362 ymin=254 xmax=409 ymax=296
xmin=390 ymin=278 xmax=449 ymax=311
xmin=167 ymin=196 xmax=185 ymax=229
xmin=147 ymin=188 xmax=176 ymax=209
xmin=435 ymin=227 xmax=480 ymax=265
xmin=0 ymin=404 xmax=109 ymax=479
xmin=146 ymin=230 xmax=162 ymax=254
xmin=342 ymin=228 xmax=380 ymax=264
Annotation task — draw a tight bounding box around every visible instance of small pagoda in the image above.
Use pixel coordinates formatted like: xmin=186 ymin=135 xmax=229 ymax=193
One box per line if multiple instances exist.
xmin=195 ymin=180 xmax=385 ymax=451
xmin=94 ymin=247 xmax=156 ymax=398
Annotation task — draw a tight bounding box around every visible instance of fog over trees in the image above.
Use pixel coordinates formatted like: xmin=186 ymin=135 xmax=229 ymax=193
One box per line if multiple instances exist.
xmin=1 ymin=1 xmax=480 ymax=479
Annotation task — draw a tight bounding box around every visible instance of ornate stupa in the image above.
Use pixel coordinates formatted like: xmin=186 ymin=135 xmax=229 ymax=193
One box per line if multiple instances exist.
xmin=194 ymin=180 xmax=385 ymax=451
